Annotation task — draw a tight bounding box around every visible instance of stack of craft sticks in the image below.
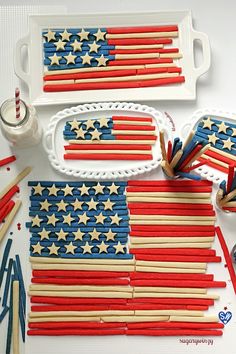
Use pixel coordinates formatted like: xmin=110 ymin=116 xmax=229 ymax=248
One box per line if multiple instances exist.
xmin=0 ymin=239 xmax=26 ymax=353
xmin=216 ymin=165 xmax=236 ymax=212
xmin=27 ymin=180 xmax=226 ymax=337
xmin=63 ymin=115 xmax=157 ymax=160
xmin=42 ymin=25 xmax=185 ymax=92
xmin=159 ymin=130 xmax=210 ymax=180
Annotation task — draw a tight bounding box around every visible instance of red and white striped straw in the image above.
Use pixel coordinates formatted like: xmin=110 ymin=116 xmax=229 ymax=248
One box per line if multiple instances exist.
xmin=15 ymin=87 xmax=20 ymax=119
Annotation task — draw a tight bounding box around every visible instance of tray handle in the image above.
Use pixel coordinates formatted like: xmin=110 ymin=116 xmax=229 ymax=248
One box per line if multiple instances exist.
xmin=43 ymin=127 xmax=54 ymax=155
xmin=14 ymin=35 xmax=30 ymax=84
xmin=191 ymin=29 xmax=211 ymax=79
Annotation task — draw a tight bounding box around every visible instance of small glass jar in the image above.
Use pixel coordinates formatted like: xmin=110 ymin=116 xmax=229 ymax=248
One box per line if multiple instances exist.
xmin=0 ymin=98 xmax=42 ymax=148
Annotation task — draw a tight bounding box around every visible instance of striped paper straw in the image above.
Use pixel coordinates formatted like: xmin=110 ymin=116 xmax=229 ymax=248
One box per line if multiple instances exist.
xmin=15 ymin=88 xmax=20 ymax=119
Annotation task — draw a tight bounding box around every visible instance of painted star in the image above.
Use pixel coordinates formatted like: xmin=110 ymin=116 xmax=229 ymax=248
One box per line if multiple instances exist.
xmin=60 ymin=29 xmax=73 ymax=41
xmin=91 ymin=129 xmax=101 ymax=141
xmin=56 ymin=200 xmax=68 ymax=212
xmin=208 ymin=133 xmax=219 ymax=145
xmin=47 ymin=214 xmax=59 ymax=226
xmin=81 ymin=242 xmax=93 ymax=254
xmin=108 ymin=183 xmax=119 ymax=194
xmin=104 ymin=229 xmax=117 ymax=241
xmin=103 ymin=199 xmax=115 ymax=210
xmin=93 ymin=183 xmax=105 ymax=195
xmin=48 ymin=53 xmax=62 ymax=65
xmin=97 ymin=241 xmax=109 ymax=254
xmin=68 ymin=119 xmax=81 ymax=130
xmin=62 ymin=184 xmax=74 ymax=196
xmin=85 ymin=119 xmax=95 ymax=130
xmin=202 ymin=117 xmax=214 ymax=129
xmin=114 ymin=242 xmax=126 ymax=254
xmin=48 ymin=242 xmax=60 ymax=256
xmin=87 ymin=199 xmax=99 ymax=210
xmin=223 ymin=138 xmax=234 ymax=150
xmin=95 ymin=54 xmax=108 ymax=67
xmin=56 ymin=229 xmax=68 ymax=241
xmin=64 ymin=52 xmax=77 ymax=64
xmin=65 ymin=242 xmax=77 ymax=254
xmin=33 ymin=183 xmax=44 ymax=195
xmin=77 ymin=28 xmax=90 ymax=41
xmin=71 ymin=39 xmax=83 ymax=52
xmin=98 ymin=117 xmax=110 ymax=128
xmin=54 ymin=39 xmax=67 ymax=51
xmin=110 ymin=213 xmax=122 ymax=225
xmin=47 ymin=184 xmax=59 ymax=196
xmin=79 ymin=184 xmax=90 ymax=196
xmin=40 ymin=200 xmax=51 ymax=211
xmin=93 ymin=29 xmax=106 ymax=41
xmin=89 ymin=229 xmax=101 ymax=241
xmin=32 ymin=242 xmax=44 ymax=255
xmin=71 ymin=199 xmax=83 ymax=210
xmin=81 ymin=52 xmax=93 ymax=65
xmin=38 ymin=228 xmax=50 ymax=240
xmin=88 ymin=41 xmax=100 ymax=53
xmin=73 ymin=229 xmax=85 ymax=241
xmin=63 ymin=214 xmax=75 ymax=226
xmin=44 ymin=29 xmax=56 ymax=42
xmin=79 ymin=212 xmax=90 ymax=225
xmin=95 ymin=213 xmax=106 ymax=224
xmin=231 ymin=128 xmax=236 ymax=137
xmin=31 ymin=215 xmax=43 ymax=227
xmin=75 ymin=127 xmax=85 ymax=139
xmin=217 ymin=121 xmax=228 ymax=134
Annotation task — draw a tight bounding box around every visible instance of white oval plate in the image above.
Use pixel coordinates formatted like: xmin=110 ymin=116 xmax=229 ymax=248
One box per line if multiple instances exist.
xmin=43 ymin=101 xmax=171 ymax=179
xmin=181 ymin=108 xmax=236 ymax=184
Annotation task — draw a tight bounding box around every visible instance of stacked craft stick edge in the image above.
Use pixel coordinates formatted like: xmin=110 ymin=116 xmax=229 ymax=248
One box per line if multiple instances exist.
xmin=27 ymin=180 xmax=226 ymax=337
xmin=42 ymin=25 xmax=185 ymax=92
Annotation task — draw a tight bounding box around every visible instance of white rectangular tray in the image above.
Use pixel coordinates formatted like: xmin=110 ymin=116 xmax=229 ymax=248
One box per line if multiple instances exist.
xmin=14 ymin=10 xmax=210 ymax=106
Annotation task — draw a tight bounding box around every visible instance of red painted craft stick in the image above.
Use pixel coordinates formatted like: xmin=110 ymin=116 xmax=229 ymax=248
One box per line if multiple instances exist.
xmin=44 ymin=69 xmax=137 ymax=81
xmin=129 ymin=248 xmax=216 ymax=256
xmin=30 ymin=297 xmax=128 ymax=305
xmin=178 ymin=144 xmax=203 ymax=171
xmin=133 ymin=255 xmax=221 ymax=263
xmin=186 ymin=305 xmax=209 ymax=311
xmin=130 ymin=272 xmax=214 ymax=281
xmin=126 ymin=329 xmax=222 ymax=336
xmin=128 ymin=202 xmax=213 ymax=210
xmin=128 ymin=180 xmax=213 ymax=186
xmin=116 ymin=135 xmax=156 ymax=140
xmin=108 ymin=58 xmax=173 ymax=66
xmin=29 ymin=322 xmax=125 ymax=329
xmin=216 ymin=226 xmax=236 ymax=294
xmin=0 ymin=185 xmax=19 ymax=210
xmin=0 ymin=200 xmax=15 ymax=223
xmin=28 ymin=329 xmax=126 ymax=336
xmin=65 ymin=144 xmax=152 ymax=151
xmin=204 ymin=149 xmax=236 ymax=165
xmin=31 ymin=305 xmax=110 ymax=312
xmin=222 ymin=207 xmax=236 ymax=212
xmin=107 ymin=38 xmax=173 ymax=45
xmin=109 ymin=304 xmax=186 ymax=311
xmin=127 ymin=322 xmax=223 ymax=329
xmin=110 ymin=48 xmax=179 ymax=55
xmin=127 ymin=186 xmax=212 ymax=193
xmin=227 ymin=164 xmax=235 ymax=193
xmin=129 ymin=209 xmax=215 ymax=216
xmin=130 ymin=279 xmax=226 ymax=288
xmin=129 ymin=230 xmax=215 ymax=237
xmin=167 ymin=140 xmax=172 ymax=162
xmin=0 ymin=155 xmax=16 ymax=167
xmin=128 ymin=298 xmax=214 ymax=306
xmin=107 ymin=26 xmax=178 ymax=34
xmin=32 ymin=270 xmax=129 ymax=278
xmin=183 ymin=159 xmax=208 ymax=173
xmin=112 ymin=116 xmax=152 ymax=122
xmin=137 ymin=67 xmax=182 ymax=75
xmin=113 ymin=124 xmax=155 ymax=131
xmin=64 ymin=153 xmax=153 ymax=160
xmin=44 ymin=81 xmax=140 ymax=91
xmin=198 ymin=158 xmax=228 ymax=174
xmin=131 ymin=225 xmax=216 ymax=232
xmin=31 ymin=277 xmax=129 ymax=285
xmin=140 ymin=76 xmax=185 ymax=87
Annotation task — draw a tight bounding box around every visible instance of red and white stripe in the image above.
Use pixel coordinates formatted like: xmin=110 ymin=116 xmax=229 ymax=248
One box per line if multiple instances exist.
xmin=15 ymin=87 xmax=20 ymax=119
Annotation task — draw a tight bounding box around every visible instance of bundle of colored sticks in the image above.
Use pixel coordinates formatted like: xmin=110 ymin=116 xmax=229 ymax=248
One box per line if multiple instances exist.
xmin=159 ymin=130 xmax=210 ymax=180
xmin=216 ymin=165 xmax=236 ymax=212
xmin=42 ymin=25 xmax=185 ymax=92
xmin=27 ymin=180 xmax=226 ymax=337
xmin=0 ymin=239 xmax=26 ymax=354
xmin=63 ymin=115 xmax=157 ymax=160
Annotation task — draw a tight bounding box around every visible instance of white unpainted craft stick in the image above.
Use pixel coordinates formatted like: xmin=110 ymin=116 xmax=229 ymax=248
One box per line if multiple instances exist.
xmin=133 ymin=292 xmax=219 ymax=300
xmin=135 ymin=260 xmax=206 ymax=269
xmin=126 ymin=197 xmax=211 ymax=204
xmin=0 ymin=200 xmax=22 ymax=245
xmin=116 ymin=44 xmax=164 ymax=49
xmin=126 ymin=192 xmax=211 ymax=198
xmin=12 ymin=280 xmax=20 ymax=354
xmin=132 ymin=243 xmax=212 ymax=250
xmin=29 ymin=310 xmax=134 ymax=318
xmin=31 ymin=263 xmax=135 ymax=272
xmin=111 ymin=130 xmax=156 ymax=136
xmin=68 ymin=139 xmax=156 ymax=145
xmin=29 ymin=257 xmax=135 ymax=265
xmin=28 ymin=290 xmax=133 ymax=298
xmin=101 ymin=315 xmax=169 ymax=322
xmin=134 ymin=310 xmax=203 ymax=316
xmin=129 ymin=220 xmax=215 ymax=226
xmin=28 ymin=316 xmax=101 ymax=323
xmin=169 ymin=149 xmax=183 ymax=169
xmin=129 ymin=215 xmax=215 ymax=221
xmin=29 ymin=284 xmax=133 ymax=292
xmin=210 ymin=146 xmax=236 ymax=161
xmin=200 ymin=154 xmax=228 ymax=168
xmin=135 ymin=266 xmax=205 ymax=274
xmin=169 ymin=315 xmax=219 ymax=323
xmin=130 ymin=236 xmax=214 ymax=244
xmin=134 ymin=287 xmax=207 ymax=294
xmin=112 ymin=120 xmax=153 ymax=126
xmin=0 ymin=167 xmax=32 ymax=199
xmin=161 ymin=160 xmax=175 ymax=178
xmin=182 ymin=130 xmax=195 ymax=149
xmin=184 ymin=144 xmax=211 ymax=169
xmin=106 ymin=31 xmax=178 ymax=39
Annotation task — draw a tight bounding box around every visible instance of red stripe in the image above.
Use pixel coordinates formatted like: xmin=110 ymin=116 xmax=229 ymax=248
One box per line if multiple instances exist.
xmin=130 ymin=231 xmax=215 ymax=237
xmin=127 ymin=322 xmax=223 ymax=329
xmin=129 ymin=249 xmax=216 ymax=256
xmin=107 ymin=26 xmax=178 ymax=34
xmin=127 ymin=298 xmax=214 ymax=306
xmin=223 ymin=207 xmax=236 ymax=212
xmin=177 ymin=144 xmax=203 ymax=171
xmin=64 ymin=144 xmax=152 ymax=151
xmin=30 ymin=297 xmax=128 ymax=305
xmin=28 ymin=329 xmax=125 ymax=336
xmin=129 ymin=209 xmax=215 ymax=216
xmin=128 ymin=202 xmax=213 ymax=210
xmin=131 ymin=225 xmax=215 ymax=232
xmin=167 ymin=140 xmax=172 ymax=162
xmin=130 ymin=279 xmax=226 ymax=288
xmin=31 ymin=277 xmax=129 ymax=285
xmin=112 ymin=116 xmax=152 ymax=122
xmin=116 ymin=135 xmax=156 ymax=140
xmin=127 ymin=186 xmax=212 ymax=192
xmin=128 ymin=180 xmax=213 ymax=187
xmin=0 ymin=185 xmax=19 ymax=210
xmin=204 ymin=149 xmax=236 ymax=165
xmin=28 ymin=322 xmax=125 ymax=329
xmin=108 ymin=58 xmax=173 ymax=66
xmin=140 ymin=76 xmax=185 ymax=87
xmin=64 ymin=153 xmax=153 ymax=160
xmin=32 ymin=270 xmax=129 ymax=278
xmin=0 ymin=155 xmax=16 ymax=167
xmin=137 ymin=67 xmax=181 ymax=74
xmin=130 ymin=272 xmax=214 ymax=281
xmin=186 ymin=305 xmax=209 ymax=311
xmin=126 ymin=329 xmax=222 ymax=336
xmin=198 ymin=157 xmax=228 ymax=174
xmin=110 ymin=48 xmax=179 ymax=54
xmin=227 ymin=164 xmax=235 ymax=193
xmin=0 ymin=200 xmax=15 ymax=223
xmin=133 ymin=255 xmax=221 ymax=263
xmin=113 ymin=124 xmax=155 ymax=131
xmin=107 ymin=38 xmax=173 ymax=45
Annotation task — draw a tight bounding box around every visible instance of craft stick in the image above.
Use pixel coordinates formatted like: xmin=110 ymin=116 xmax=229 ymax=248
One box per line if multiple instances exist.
xmin=223 ymin=201 xmax=236 ymax=207
xmin=107 ymin=25 xmax=178 ymax=34
xmin=31 ymin=297 xmax=127 ymax=305
xmin=216 ymin=226 xmax=236 ymax=293
xmin=210 ymin=146 xmax=236 ymax=161
xmin=132 ymin=243 xmax=212 ymax=250
xmin=28 ymin=328 xmax=125 ymax=335
xmin=129 ymin=208 xmax=215 ymax=216
xmin=28 ymin=290 xmax=132 ymax=298
xmin=130 ymin=214 xmax=214 ymax=220
xmin=161 ymin=160 xmax=175 ymax=178
xmin=126 ymin=185 xmax=212 ymax=193
xmin=6 ymin=278 xmax=13 ymax=354
xmin=134 ymin=254 xmax=221 ymax=263
xmin=0 ymin=200 xmax=15 ymax=223
xmin=65 ymin=144 xmax=152 ymax=150
xmin=131 ymin=225 xmax=215 ymax=231
xmin=135 ymin=266 xmax=205 ymax=273
xmin=127 ymin=321 xmax=224 ymax=329
xmin=32 ymin=270 xmax=129 ymax=278
xmin=128 ymin=203 xmax=213 ymax=210
xmin=29 ymin=284 xmax=133 ymax=292
xmin=106 ymin=31 xmax=178 ymax=39
xmin=31 ymin=263 xmax=135 ymax=272
xmin=178 ymin=144 xmax=203 ymax=171
xmin=29 ymin=310 xmax=134 ymax=318
xmin=204 ymin=150 xmax=236 ymax=167
xmin=134 ymin=309 xmax=203 ymax=316
xmin=127 ymin=197 xmax=211 ymax=204
xmin=68 ymin=139 xmax=156 ymax=145
xmin=183 ymin=159 xmax=208 ymax=173
xmin=0 ymin=185 xmax=19 ymax=210
xmin=126 ymin=329 xmax=222 ymax=336
xmin=102 ymin=315 xmax=170 ymax=322
xmin=32 ymin=277 xmax=129 ymax=286
xmin=113 ymin=116 xmax=152 ymax=122
xmin=134 ymin=287 xmax=206 ymax=294
xmin=169 ymin=315 xmax=218 ymax=323
xmin=64 ymin=153 xmax=153 ymax=160
xmin=29 ymin=316 xmax=101 ymax=323
xmin=0 ymin=166 xmax=31 ymax=199
xmin=227 ymin=164 xmax=235 ymax=193
xmin=159 ymin=130 xmax=167 ymax=161
xmin=12 ymin=280 xmax=20 ymax=354
xmin=130 ymin=271 xmax=214 ymax=281
xmin=133 ymin=292 xmax=219 ymax=299
xmin=0 ymin=306 xmax=9 ymax=323
xmin=0 ymin=238 xmax=12 ymax=286
xmin=65 ymin=149 xmax=151 ymax=155
xmin=134 ymin=260 xmax=206 ymax=269
xmin=182 ymin=130 xmax=195 ymax=150
xmin=0 ymin=155 xmax=16 ymax=167
xmin=169 ymin=149 xmax=183 ymax=169
xmin=127 ymin=180 xmax=212 ymax=187
xmin=129 ymin=220 xmax=214 ymax=225
xmin=29 ymin=257 xmax=134 ymax=265
xmin=219 ymin=188 xmax=236 ymax=206
xmin=201 ymin=154 xmax=229 ymax=169
xmin=198 ymin=157 xmax=228 ymax=174
xmin=132 ymin=279 xmax=225 ymax=288
xmin=184 ymin=144 xmax=211 ymax=169
xmin=130 ymin=237 xmax=214 ymax=243
xmin=0 ymin=200 xmax=22 ymax=245
xmin=108 ymin=38 xmax=173 ymax=45
xmin=129 ymin=248 xmax=216 ymax=256
xmin=127 ymin=191 xmax=211 ymax=198
xmin=28 ymin=321 xmax=125 ymax=329
xmin=2 ymin=258 xmax=13 ymax=307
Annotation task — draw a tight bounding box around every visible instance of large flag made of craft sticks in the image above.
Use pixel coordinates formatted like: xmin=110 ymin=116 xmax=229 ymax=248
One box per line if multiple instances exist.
xmin=42 ymin=26 xmax=185 ymax=92
xmin=27 ymin=180 xmax=226 ymax=337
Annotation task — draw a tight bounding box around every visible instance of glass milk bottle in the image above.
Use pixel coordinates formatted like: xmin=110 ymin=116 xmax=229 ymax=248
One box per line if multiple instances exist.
xmin=0 ymin=98 xmax=42 ymax=148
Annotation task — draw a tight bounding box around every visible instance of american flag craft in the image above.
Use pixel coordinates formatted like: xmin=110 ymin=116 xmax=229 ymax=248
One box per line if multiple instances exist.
xmin=42 ymin=26 xmax=185 ymax=92
xmin=216 ymin=165 xmax=236 ymax=212
xmin=27 ymin=180 xmax=226 ymax=337
xmin=63 ymin=115 xmax=157 ymax=161
xmin=193 ymin=116 xmax=236 ymax=174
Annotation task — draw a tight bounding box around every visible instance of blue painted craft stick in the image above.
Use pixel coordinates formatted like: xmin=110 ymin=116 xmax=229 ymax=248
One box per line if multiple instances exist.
xmin=2 ymin=259 xmax=13 ymax=307
xmin=29 ymin=204 xmax=127 ymax=212
xmin=29 ymin=195 xmax=127 ymax=202
xmin=42 ymin=27 xmax=107 ymax=35
xmin=19 ymin=297 xmax=25 ymax=342
xmin=177 ymin=171 xmax=201 ymax=180
xmin=44 ymin=45 xmax=115 ymax=52
xmin=44 ymin=54 xmax=115 ymax=66
xmin=30 ymin=237 xmax=129 ymax=247
xmin=0 ymin=239 xmax=12 ymax=287
xmin=30 ymin=234 xmax=128 ymax=242
xmin=29 ymin=226 xmax=130 ymax=233
xmin=63 ymin=126 xmax=113 ymax=134
xmin=170 ymin=138 xmax=180 ymax=159
xmin=44 ymin=49 xmax=111 ymax=59
xmin=219 ymin=180 xmax=227 ymax=194
xmin=0 ymin=306 xmax=9 ymax=323
xmin=27 ymin=221 xmax=130 ymax=230
xmin=47 ymin=62 xmax=110 ymax=70
xmin=197 ymin=126 xmax=236 ymax=143
xmin=29 ymin=187 xmax=126 ymax=196
xmin=174 ymin=140 xmax=199 ymax=170
xmin=194 ymin=133 xmax=236 ymax=155
xmin=28 ymin=181 xmax=127 ymax=187
xmin=28 ymin=210 xmax=129 ymax=217
xmin=31 ymin=252 xmax=132 ymax=259
xmin=15 ymin=255 xmax=26 ymax=315
xmin=64 ymin=121 xmax=113 ymax=131
xmin=5 ymin=277 xmax=13 ymax=354
xmin=199 ymin=116 xmax=236 ymax=130
xmin=63 ymin=133 xmax=115 ymax=141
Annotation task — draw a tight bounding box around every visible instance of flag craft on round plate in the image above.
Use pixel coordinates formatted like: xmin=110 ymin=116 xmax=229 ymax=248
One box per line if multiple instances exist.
xmin=42 ymin=26 xmax=185 ymax=92
xmin=27 ymin=180 xmax=226 ymax=337
xmin=63 ymin=115 xmax=157 ymax=160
